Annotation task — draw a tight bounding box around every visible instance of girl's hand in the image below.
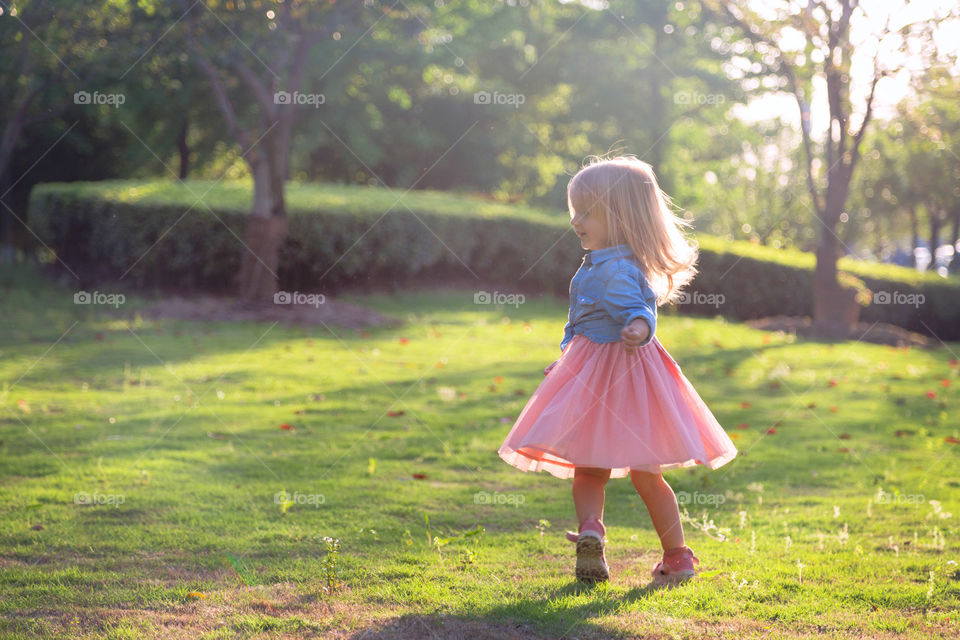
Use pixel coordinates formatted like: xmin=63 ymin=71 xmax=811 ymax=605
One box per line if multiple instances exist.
xmin=621 ymin=319 xmax=651 ymax=353
xmin=544 ymin=360 xmax=559 ymax=376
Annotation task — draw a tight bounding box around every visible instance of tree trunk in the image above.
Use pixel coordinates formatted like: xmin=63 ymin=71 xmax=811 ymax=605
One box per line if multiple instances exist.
xmin=236 ymin=150 xmax=286 ymax=306
xmin=811 ymin=182 xmax=857 ymax=339
xmin=0 ymin=168 xmax=13 ymax=264
xmin=908 ymin=206 xmax=919 ymax=266
xmin=177 ymin=119 xmax=190 ymax=180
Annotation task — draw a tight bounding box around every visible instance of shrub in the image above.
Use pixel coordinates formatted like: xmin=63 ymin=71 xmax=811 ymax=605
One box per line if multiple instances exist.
xmin=27 ymin=180 xmax=960 ymax=340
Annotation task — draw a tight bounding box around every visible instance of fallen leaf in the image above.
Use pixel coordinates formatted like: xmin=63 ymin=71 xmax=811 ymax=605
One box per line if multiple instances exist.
xmin=729 ymin=433 xmax=741 ymax=439
xmin=838 ymin=433 xmax=851 ymax=439
xmin=828 ymin=379 xmax=838 ymax=387
xmin=837 ymin=447 xmax=850 ymax=453
xmin=412 ymin=473 xmax=428 ymax=479
xmin=829 ymin=406 xmax=839 ymax=412
xmin=186 ymin=591 xmax=206 ymax=599
xmin=894 ymin=430 xmax=913 ymax=437
xmin=399 ymin=337 xmax=410 ymax=345
xmin=765 ymin=427 xmax=777 ymax=434
xmin=279 ymin=423 xmax=294 ymax=430
xmin=30 ymin=524 xmax=43 ymax=531
xmin=737 ymin=423 xmax=750 ymax=430
xmin=207 ymin=432 xmax=227 ymax=440
xmin=942 ymin=379 xmax=951 ymax=387
xmin=926 ymin=391 xmax=936 ymax=399
xmin=945 ymin=436 xmax=960 ymax=445
xmin=17 ymin=399 xmax=30 ymax=413
xmin=387 ymin=410 xmax=405 ymax=417
xmin=739 ymin=401 xmax=751 ymax=409
xmin=494 ymin=376 xmax=504 ymax=384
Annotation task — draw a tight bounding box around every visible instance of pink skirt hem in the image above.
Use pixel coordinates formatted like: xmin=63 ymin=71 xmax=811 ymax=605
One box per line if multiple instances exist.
xmin=497 ymin=334 xmax=738 ymax=480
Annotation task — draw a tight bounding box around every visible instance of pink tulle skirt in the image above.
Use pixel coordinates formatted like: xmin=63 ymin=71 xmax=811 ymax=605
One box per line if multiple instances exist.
xmin=498 ymin=334 xmax=738 ymax=479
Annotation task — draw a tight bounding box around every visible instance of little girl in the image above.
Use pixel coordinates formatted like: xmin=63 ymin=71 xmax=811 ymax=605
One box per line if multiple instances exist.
xmin=498 ymin=154 xmax=738 ymax=585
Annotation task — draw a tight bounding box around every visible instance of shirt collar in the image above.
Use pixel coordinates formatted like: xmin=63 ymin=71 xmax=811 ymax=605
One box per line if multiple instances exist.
xmin=585 ymin=243 xmax=633 ymax=265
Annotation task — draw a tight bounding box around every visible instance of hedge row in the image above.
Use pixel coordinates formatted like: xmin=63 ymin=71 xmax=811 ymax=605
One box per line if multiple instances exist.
xmin=27 ymin=180 xmax=960 ymax=340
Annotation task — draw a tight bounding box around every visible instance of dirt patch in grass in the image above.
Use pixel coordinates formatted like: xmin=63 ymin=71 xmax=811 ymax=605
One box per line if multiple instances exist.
xmin=131 ymin=295 xmax=403 ymax=330
xmin=747 ymin=316 xmax=935 ymax=348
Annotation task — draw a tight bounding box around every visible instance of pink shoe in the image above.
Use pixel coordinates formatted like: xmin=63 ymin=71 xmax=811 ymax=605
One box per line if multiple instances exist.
xmin=564 ymin=517 xmax=609 ymax=583
xmin=650 ymin=545 xmax=699 ymax=584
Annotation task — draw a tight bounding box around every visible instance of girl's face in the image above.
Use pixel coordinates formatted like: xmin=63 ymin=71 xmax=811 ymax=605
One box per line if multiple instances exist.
xmin=570 ymin=205 xmax=611 ymax=251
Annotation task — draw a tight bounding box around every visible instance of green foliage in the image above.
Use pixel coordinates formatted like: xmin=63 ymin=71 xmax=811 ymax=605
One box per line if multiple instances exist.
xmin=28 ymin=179 xmax=960 ymax=339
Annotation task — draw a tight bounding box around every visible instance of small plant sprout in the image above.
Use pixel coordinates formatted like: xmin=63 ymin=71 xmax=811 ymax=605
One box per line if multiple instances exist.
xmin=680 ymin=507 xmax=731 ymax=541
xmin=750 ymin=530 xmax=756 ymax=555
xmin=888 ymin=536 xmax=899 ymax=556
xmin=928 ymin=500 xmax=952 ymax=520
xmin=929 ymin=526 xmax=946 ymax=551
xmin=926 ymin=569 xmax=936 ymax=599
xmin=817 ymin=531 xmax=824 ymax=551
xmin=785 ymin=535 xmax=792 ymax=552
xmin=796 ymin=558 xmax=806 ymax=584
xmin=536 ymin=519 xmax=551 ymax=547
xmin=320 ymin=536 xmax=341 ymax=592
xmin=833 ymin=505 xmax=840 ymax=518
xmin=838 ymin=523 xmax=849 ymax=546
xmin=738 ymin=510 xmax=747 ymax=529
xmin=866 ymin=500 xmax=872 ymax=518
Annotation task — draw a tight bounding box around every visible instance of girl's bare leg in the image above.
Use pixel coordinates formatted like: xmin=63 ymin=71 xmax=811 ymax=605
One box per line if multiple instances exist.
xmin=573 ymin=466 xmax=611 ymax=531
xmin=629 ymin=469 xmax=684 ymax=551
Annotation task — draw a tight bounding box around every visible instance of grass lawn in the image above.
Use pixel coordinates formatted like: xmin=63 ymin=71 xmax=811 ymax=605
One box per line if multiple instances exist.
xmin=1 ymin=263 xmax=959 ymax=639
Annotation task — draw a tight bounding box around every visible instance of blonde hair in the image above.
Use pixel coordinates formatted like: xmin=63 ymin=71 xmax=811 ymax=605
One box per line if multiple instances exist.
xmin=567 ymin=154 xmax=699 ymax=305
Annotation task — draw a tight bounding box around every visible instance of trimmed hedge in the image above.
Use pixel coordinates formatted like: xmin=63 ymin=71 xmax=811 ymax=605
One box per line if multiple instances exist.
xmin=27 ymin=180 xmax=960 ymax=340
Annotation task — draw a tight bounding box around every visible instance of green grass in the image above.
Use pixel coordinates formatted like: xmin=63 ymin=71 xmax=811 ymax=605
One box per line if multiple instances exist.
xmin=1 ymin=263 xmax=959 ymax=639
xmin=31 ymin=179 xmax=956 ymax=288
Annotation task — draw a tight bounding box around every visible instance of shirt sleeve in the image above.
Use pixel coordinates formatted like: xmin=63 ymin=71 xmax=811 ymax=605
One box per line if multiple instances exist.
xmin=599 ymin=267 xmax=657 ymax=347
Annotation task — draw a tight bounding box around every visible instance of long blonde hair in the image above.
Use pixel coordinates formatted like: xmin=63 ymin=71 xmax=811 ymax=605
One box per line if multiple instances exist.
xmin=567 ymin=154 xmax=699 ymax=305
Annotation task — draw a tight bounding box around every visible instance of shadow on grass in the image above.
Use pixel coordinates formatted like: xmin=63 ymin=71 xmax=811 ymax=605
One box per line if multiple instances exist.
xmin=346 ymin=578 xmax=686 ymax=640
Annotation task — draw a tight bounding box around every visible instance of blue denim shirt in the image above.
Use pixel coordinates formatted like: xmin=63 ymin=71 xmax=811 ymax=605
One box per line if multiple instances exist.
xmin=560 ymin=244 xmax=658 ymax=353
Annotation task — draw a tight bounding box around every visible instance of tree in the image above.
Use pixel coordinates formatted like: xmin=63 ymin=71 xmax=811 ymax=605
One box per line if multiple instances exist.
xmin=701 ymin=0 xmax=951 ymax=337
xmin=155 ymin=0 xmax=391 ymax=304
